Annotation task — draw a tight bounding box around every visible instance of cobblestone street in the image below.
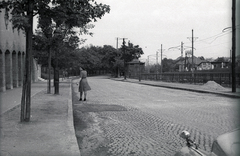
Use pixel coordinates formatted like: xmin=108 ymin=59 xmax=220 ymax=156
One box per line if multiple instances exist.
xmin=72 ymin=76 xmax=240 ymax=156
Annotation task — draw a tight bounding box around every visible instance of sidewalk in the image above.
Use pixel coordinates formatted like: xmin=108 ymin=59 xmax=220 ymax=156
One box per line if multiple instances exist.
xmin=0 ymin=79 xmax=80 ymax=156
xmin=112 ymin=78 xmax=240 ymax=98
xmin=0 ymin=81 xmax=46 ymax=115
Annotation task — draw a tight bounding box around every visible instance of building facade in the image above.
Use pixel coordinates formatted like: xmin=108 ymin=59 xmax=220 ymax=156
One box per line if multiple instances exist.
xmin=197 ymin=61 xmax=213 ymax=70
xmin=0 ymin=5 xmax=40 ymax=92
xmin=127 ymin=59 xmax=145 ymax=79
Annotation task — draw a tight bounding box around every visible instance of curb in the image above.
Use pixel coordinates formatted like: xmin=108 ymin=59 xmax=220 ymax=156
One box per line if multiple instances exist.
xmin=139 ymin=82 xmax=240 ymax=98
xmin=67 ymin=79 xmax=81 ymax=156
xmin=111 ymin=78 xmax=240 ymax=98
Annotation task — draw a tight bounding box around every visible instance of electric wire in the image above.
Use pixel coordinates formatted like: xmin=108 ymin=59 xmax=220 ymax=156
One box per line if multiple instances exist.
xmin=167 ymin=29 xmax=232 ymax=52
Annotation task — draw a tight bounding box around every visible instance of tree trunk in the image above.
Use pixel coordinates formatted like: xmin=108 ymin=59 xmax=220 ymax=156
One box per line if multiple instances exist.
xmin=53 ymin=66 xmax=56 ymax=87
xmin=20 ymin=0 xmax=33 ymax=122
xmin=47 ymin=45 xmax=51 ymax=93
xmin=54 ymin=64 xmax=59 ymax=94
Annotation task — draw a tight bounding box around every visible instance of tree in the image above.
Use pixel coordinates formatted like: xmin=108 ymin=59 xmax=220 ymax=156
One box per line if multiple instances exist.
xmin=73 ymin=45 xmax=123 ymax=76
xmin=162 ymin=58 xmax=175 ymax=72
xmin=119 ymin=41 xmax=144 ymax=78
xmin=120 ymin=41 xmax=144 ymax=63
xmin=99 ymin=45 xmax=120 ymax=71
xmin=0 ymin=0 xmax=110 ymax=122
xmin=37 ymin=1 xmax=110 ymax=94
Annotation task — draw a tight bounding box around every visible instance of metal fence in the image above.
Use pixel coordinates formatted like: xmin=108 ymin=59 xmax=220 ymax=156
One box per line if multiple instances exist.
xmin=131 ymin=72 xmax=240 ymax=87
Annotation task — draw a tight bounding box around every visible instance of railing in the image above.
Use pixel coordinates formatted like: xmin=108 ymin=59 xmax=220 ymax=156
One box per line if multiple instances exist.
xmin=130 ymin=72 xmax=240 ymax=87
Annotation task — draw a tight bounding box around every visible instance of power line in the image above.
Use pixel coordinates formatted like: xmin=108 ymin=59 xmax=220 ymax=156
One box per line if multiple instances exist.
xmin=196 ymin=31 xmax=231 ymax=44
xmin=166 ymin=29 xmax=232 ymax=57
xmin=196 ymin=41 xmax=231 ymax=50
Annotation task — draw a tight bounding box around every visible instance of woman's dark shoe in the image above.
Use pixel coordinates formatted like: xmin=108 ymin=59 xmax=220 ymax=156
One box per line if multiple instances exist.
xmin=84 ymin=98 xmax=86 ymax=101
xmin=79 ymin=98 xmax=82 ymax=101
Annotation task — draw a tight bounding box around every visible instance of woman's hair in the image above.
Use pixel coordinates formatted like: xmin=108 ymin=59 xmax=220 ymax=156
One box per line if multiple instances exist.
xmin=80 ymin=67 xmax=85 ymax=70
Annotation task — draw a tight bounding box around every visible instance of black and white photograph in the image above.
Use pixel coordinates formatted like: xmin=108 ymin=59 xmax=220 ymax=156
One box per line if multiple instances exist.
xmin=0 ymin=0 xmax=240 ymax=156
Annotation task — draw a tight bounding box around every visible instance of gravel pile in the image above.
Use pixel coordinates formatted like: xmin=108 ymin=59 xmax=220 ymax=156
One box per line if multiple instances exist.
xmin=201 ymin=81 xmax=228 ymax=91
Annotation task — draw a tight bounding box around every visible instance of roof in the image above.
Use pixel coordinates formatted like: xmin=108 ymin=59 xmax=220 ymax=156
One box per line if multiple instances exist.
xmin=197 ymin=60 xmax=211 ymax=66
xmin=175 ymin=57 xmax=203 ymax=65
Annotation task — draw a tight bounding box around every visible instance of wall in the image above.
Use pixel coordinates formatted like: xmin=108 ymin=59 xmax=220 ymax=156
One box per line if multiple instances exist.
xmin=0 ymin=4 xmax=40 ymax=92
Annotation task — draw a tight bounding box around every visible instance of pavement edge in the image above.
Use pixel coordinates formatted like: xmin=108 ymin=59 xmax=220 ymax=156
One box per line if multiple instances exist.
xmin=67 ymin=79 xmax=81 ymax=156
xmin=111 ymin=78 xmax=240 ymax=98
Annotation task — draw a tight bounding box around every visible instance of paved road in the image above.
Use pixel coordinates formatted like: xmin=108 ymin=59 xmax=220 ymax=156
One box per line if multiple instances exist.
xmin=72 ymin=76 xmax=240 ymax=156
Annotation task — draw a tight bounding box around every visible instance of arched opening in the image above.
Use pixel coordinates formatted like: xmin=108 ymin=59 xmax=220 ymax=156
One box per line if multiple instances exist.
xmin=18 ymin=51 xmax=22 ymax=86
xmin=12 ymin=51 xmax=18 ymax=87
xmin=5 ymin=50 xmax=12 ymax=89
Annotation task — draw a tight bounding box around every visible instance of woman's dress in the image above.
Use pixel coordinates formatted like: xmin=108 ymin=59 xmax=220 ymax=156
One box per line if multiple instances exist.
xmin=78 ymin=70 xmax=91 ymax=92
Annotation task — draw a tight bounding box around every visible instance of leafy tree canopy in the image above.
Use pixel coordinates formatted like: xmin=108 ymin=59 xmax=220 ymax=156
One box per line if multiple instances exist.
xmin=162 ymin=58 xmax=175 ymax=72
xmin=0 ymin=0 xmax=110 ymax=32
xmin=120 ymin=41 xmax=144 ymax=63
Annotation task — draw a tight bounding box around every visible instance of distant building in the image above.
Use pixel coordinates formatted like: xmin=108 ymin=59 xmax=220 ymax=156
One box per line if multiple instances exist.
xmin=127 ymin=58 xmax=145 ymax=78
xmin=210 ymin=61 xmax=230 ymax=69
xmin=175 ymin=56 xmax=203 ymax=71
xmin=197 ymin=61 xmax=213 ymax=70
xmin=210 ymin=57 xmax=231 ymax=69
xmin=175 ymin=56 xmax=234 ymax=71
xmin=0 ymin=5 xmax=40 ymax=92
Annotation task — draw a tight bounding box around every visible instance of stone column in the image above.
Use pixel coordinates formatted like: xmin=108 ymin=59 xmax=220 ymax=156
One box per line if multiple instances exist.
xmin=0 ymin=51 xmax=6 ymax=92
xmin=21 ymin=52 xmax=25 ymax=85
xmin=18 ymin=52 xmax=22 ymax=86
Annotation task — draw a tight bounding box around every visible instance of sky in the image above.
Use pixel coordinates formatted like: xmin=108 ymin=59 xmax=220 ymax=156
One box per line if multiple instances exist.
xmin=78 ymin=0 xmax=233 ymax=64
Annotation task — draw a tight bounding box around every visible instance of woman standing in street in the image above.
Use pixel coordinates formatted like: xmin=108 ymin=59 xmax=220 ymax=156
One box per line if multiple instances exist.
xmin=78 ymin=67 xmax=91 ymax=101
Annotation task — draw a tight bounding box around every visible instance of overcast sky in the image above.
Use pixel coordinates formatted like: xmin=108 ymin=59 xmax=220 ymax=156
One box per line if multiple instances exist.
xmin=79 ymin=0 xmax=233 ymax=63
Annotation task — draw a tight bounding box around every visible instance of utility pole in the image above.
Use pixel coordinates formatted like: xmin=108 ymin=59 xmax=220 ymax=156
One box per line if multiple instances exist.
xmin=181 ymin=42 xmax=183 ymax=71
xmin=123 ymin=38 xmax=126 ymax=79
xmin=185 ymin=51 xmax=187 ymax=71
xmin=192 ymin=30 xmax=194 ymax=70
xmin=232 ymin=0 xmax=236 ymax=92
xmin=116 ymin=37 xmax=119 ymax=77
xmin=156 ymin=51 xmax=158 ymax=74
xmin=161 ymin=44 xmax=163 ymax=74
xmin=116 ymin=37 xmax=119 ymax=49
xmin=187 ymin=29 xmax=198 ymax=71
xmin=181 ymin=42 xmax=183 ymax=58
xmin=148 ymin=56 xmax=150 ymax=73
